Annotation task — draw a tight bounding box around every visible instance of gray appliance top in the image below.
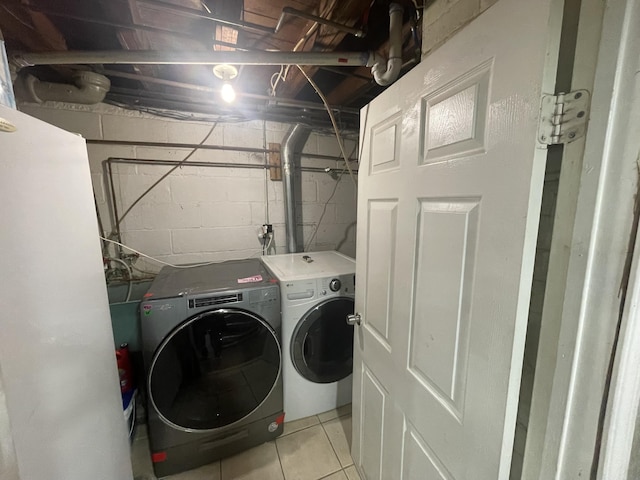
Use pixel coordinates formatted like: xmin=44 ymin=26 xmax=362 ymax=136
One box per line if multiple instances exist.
xmin=145 ymin=258 xmax=276 ymax=300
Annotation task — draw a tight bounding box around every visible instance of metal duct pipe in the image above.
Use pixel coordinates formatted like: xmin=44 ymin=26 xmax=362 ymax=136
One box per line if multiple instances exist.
xmin=371 ymin=3 xmax=404 ymax=86
xmin=17 ymin=71 xmax=110 ymax=104
xmin=275 ymin=6 xmax=366 ymax=38
xmin=13 ymin=50 xmax=372 ymax=68
xmin=282 ymin=124 xmax=311 ymax=254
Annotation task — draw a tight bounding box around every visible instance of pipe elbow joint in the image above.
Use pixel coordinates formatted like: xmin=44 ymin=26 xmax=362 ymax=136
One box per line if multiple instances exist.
xmin=372 ymin=57 xmax=403 ymax=87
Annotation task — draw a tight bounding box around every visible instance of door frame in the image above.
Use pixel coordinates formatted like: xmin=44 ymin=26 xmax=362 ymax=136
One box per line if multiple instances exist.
xmin=524 ymin=0 xmax=640 ymax=477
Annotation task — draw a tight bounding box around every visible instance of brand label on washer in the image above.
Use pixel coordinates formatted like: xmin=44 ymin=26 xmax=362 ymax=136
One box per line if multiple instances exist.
xmin=237 ymin=275 xmax=263 ymax=284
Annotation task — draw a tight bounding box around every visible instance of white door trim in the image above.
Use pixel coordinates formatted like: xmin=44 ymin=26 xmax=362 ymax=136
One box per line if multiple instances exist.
xmin=524 ymin=0 xmax=640 ymax=477
xmin=595 ymin=0 xmax=640 ymax=476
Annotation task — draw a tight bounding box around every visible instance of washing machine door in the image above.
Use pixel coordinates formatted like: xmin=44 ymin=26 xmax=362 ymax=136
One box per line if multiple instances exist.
xmin=291 ymin=297 xmax=354 ymax=384
xmin=148 ymin=308 xmax=280 ymax=431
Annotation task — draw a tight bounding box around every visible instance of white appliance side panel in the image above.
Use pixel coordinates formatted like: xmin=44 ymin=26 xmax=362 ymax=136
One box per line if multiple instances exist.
xmin=0 ymin=106 xmax=133 ymax=480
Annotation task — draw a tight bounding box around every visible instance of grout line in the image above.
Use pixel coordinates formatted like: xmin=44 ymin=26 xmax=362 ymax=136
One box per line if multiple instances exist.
xmin=320 ymin=420 xmax=344 ymax=471
xmin=280 ymin=416 xmax=320 ymax=438
xmin=273 ymin=439 xmax=287 ymax=480
xmin=219 ymin=458 xmax=222 ymax=480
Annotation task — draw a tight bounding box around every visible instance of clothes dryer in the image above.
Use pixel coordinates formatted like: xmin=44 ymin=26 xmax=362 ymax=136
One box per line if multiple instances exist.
xmin=261 ymin=251 xmax=355 ymax=422
xmin=140 ymin=259 xmax=283 ymax=478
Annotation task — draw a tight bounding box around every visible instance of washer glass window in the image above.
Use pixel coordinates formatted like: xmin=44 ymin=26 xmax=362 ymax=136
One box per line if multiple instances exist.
xmin=291 ymin=297 xmax=355 ymax=384
xmin=149 ymin=308 xmax=280 ymax=430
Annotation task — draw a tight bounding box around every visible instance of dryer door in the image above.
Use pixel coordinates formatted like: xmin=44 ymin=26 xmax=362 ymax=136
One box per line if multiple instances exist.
xmin=148 ymin=308 xmax=280 ymax=431
xmin=291 ymin=297 xmax=355 ymax=384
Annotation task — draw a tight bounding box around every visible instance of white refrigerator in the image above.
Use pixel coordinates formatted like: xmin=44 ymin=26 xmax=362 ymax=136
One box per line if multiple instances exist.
xmin=0 ymin=105 xmax=133 ymax=480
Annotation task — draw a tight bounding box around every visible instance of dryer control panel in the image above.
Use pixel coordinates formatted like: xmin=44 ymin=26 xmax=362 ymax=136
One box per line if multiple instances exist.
xmin=319 ymin=274 xmax=355 ymax=297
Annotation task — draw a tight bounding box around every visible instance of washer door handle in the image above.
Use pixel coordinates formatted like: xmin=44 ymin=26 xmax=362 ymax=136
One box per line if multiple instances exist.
xmin=346 ymin=313 xmax=361 ymax=326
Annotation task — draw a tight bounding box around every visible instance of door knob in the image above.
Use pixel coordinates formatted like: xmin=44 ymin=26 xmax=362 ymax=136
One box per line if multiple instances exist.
xmin=346 ymin=313 xmax=362 ymax=326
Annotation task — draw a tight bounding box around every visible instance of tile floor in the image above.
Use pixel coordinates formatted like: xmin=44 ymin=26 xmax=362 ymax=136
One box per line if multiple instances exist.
xmin=132 ymin=404 xmax=361 ymax=480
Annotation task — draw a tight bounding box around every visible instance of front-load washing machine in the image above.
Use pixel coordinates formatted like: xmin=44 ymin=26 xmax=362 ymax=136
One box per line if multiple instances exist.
xmin=261 ymin=251 xmax=355 ymax=422
xmin=140 ymin=259 xmax=283 ymax=478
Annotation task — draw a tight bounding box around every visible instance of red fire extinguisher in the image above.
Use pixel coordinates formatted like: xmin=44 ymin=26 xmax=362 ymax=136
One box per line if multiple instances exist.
xmin=116 ymin=343 xmax=134 ymax=394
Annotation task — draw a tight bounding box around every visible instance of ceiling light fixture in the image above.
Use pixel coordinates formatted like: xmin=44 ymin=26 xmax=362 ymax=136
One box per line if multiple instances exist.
xmin=213 ymin=64 xmax=238 ymax=104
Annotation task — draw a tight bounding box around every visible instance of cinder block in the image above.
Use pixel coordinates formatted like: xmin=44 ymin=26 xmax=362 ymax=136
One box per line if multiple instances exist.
xmin=266 ymin=129 xmax=285 ymax=146
xmin=336 ymin=203 xmax=357 ymax=224
xmin=19 ymin=105 xmax=103 ymax=139
xmin=171 ymin=226 xmax=258 ymax=253
xmin=265 ymin=121 xmax=288 ymax=132
xmin=118 ymin=174 xmax=172 ymax=207
xmin=332 ymin=179 xmax=358 ymax=206
xmin=141 ymin=204 xmax=202 ymax=230
xmin=223 ymin=124 xmax=264 ymax=149
xmin=117 ymin=204 xmax=146 ymax=233
xmin=102 ymin=115 xmax=168 ymax=142
xmin=300 ymin=203 xmax=336 ymax=225
xmin=314 ymin=222 xmax=343 ymax=246
xmin=224 ymin=178 xmax=266 ymax=203
xmin=252 ymin=202 xmax=285 ymax=226
xmin=169 ymin=176 xmax=227 ymax=204
xmin=167 ymin=121 xmax=223 ymax=145
xmin=135 ymin=146 xmax=193 ymax=163
xmin=91 ymin=173 xmax=106 ymax=204
xmin=200 ymin=202 xmax=253 ymax=227
xmin=301 ymin=135 xmax=318 ymax=155
xmin=122 ymin=229 xmax=172 ymax=256
xmin=267 ymin=182 xmax=284 ymax=203
xmin=301 ymin=181 xmax=317 ymax=203
xmin=86 ymin=144 xmax=136 ymax=174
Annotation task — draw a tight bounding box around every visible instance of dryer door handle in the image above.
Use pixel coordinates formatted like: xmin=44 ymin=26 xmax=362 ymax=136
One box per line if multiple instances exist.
xmin=346 ymin=313 xmax=361 ymax=326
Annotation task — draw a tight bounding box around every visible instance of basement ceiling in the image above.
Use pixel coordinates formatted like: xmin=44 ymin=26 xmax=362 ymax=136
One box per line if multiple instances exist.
xmin=1 ymin=0 xmax=423 ymax=129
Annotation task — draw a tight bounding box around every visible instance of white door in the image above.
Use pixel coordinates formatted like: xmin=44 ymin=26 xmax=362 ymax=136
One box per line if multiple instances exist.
xmin=0 ymin=106 xmax=133 ymax=480
xmin=352 ymin=0 xmax=565 ymax=478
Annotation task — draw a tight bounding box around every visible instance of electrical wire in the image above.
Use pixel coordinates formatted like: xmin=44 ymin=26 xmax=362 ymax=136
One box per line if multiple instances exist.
xmin=304 ymin=166 xmax=347 ymax=252
xmin=303 ymin=143 xmax=357 ymax=253
xmin=107 ymin=257 xmax=133 ymax=302
xmin=296 ymin=65 xmax=357 ymax=187
xmin=100 ymin=237 xmax=263 ymax=268
xmin=113 ymin=122 xmax=218 ymax=233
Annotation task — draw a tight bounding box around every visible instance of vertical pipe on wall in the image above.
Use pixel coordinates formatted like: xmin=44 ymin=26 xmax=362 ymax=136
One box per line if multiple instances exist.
xmin=282 ymin=124 xmax=311 ymax=253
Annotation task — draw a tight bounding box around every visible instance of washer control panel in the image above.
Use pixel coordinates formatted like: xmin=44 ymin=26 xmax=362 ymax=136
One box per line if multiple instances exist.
xmin=329 ymin=278 xmax=341 ymax=292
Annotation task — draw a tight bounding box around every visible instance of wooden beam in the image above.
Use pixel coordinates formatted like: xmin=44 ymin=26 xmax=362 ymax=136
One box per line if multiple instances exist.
xmin=268 ymin=143 xmax=282 ymax=181
xmin=276 ymin=0 xmax=370 ymax=99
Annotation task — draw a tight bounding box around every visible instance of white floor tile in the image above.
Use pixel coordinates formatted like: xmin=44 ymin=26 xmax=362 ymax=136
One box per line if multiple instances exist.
xmin=321 ymin=471 xmax=348 ymax=480
xmin=276 ymin=425 xmax=341 ymax=480
xmin=282 ymin=415 xmax=320 ymax=436
xmin=221 ymin=441 xmax=284 ymax=480
xmin=318 ymin=404 xmax=352 ymax=424
xmin=166 ymin=461 xmax=221 ymax=480
xmin=322 ymin=415 xmax=353 ymax=467
xmin=343 ymin=466 xmax=362 ymax=480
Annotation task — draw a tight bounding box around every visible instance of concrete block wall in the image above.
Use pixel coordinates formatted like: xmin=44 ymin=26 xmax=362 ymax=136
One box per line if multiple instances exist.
xmin=421 ymin=0 xmax=499 ymax=56
xmin=19 ymin=102 xmax=358 ymax=273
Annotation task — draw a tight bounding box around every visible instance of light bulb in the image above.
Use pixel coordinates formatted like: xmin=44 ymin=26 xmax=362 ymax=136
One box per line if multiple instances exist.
xmin=221 ymin=82 xmax=236 ymax=103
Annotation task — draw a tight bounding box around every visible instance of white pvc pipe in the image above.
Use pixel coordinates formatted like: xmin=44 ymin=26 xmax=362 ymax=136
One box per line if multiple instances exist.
xmin=13 ymin=50 xmax=372 ymax=68
xmin=371 ymin=3 xmax=404 ymax=87
xmin=12 ymin=5 xmax=403 ymax=87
